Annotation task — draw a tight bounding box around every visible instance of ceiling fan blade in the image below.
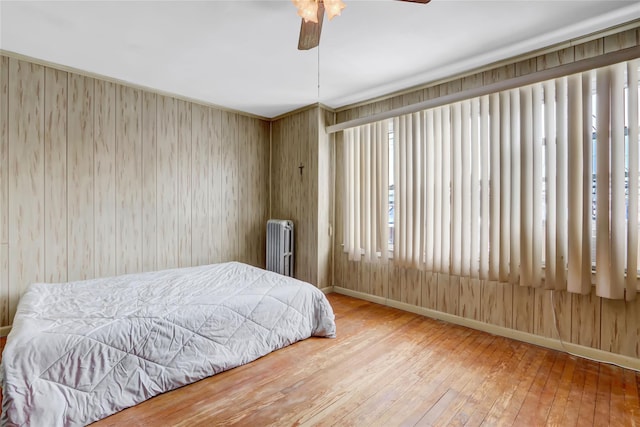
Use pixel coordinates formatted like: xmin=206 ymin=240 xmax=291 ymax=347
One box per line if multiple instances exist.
xmin=298 ymin=2 xmax=325 ymax=50
xmin=397 ymin=0 xmax=431 ymax=3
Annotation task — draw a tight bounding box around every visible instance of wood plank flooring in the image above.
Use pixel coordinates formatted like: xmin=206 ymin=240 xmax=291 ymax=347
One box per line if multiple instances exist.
xmin=1 ymin=293 xmax=639 ymax=426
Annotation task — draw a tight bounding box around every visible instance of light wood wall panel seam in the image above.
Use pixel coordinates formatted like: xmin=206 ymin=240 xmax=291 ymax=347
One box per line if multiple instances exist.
xmin=1 ymin=57 xmax=9 ymax=246
xmin=114 ymin=85 xmax=120 ymax=274
xmin=94 ymin=80 xmax=117 ymax=278
xmin=44 ymin=68 xmax=68 ymax=283
xmin=190 ymin=111 xmax=194 ymax=265
xmin=191 ymin=104 xmax=209 ymax=267
xmin=141 ymin=92 xmax=157 ymax=272
xmin=116 ymin=86 xmax=143 ymax=275
xmin=67 ymin=74 xmax=95 ymax=281
xmin=0 ymin=44 xmax=5 ymax=331
xmin=177 ymin=100 xmax=192 ymax=268
xmin=89 ymin=73 xmax=96 ymax=254
xmin=92 ymin=78 xmax=96 ymax=277
xmin=0 ymin=244 xmax=7 ymax=326
xmin=8 ymin=59 xmax=45 ymax=323
xmin=154 ymin=98 xmax=158 ymax=269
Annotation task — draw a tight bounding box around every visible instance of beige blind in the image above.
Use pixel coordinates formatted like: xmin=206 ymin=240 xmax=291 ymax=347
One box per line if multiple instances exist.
xmin=344 ymin=59 xmax=640 ymax=300
xmin=343 ymin=122 xmax=389 ymax=262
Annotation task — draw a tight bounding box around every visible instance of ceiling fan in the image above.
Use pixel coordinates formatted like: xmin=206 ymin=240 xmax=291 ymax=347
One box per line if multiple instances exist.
xmin=293 ymin=0 xmax=432 ymax=50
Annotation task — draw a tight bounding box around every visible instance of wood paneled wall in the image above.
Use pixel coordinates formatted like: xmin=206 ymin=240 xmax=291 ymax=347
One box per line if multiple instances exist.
xmin=333 ymin=26 xmax=640 ymax=359
xmin=270 ymin=106 xmax=333 ymax=289
xmin=0 ymin=55 xmax=270 ymax=328
xmin=317 ymin=109 xmax=333 ymax=289
xmin=271 ymin=107 xmax=317 ymax=285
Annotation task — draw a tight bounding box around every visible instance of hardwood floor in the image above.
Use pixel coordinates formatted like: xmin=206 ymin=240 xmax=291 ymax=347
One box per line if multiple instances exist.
xmin=1 ymin=293 xmax=639 ymax=426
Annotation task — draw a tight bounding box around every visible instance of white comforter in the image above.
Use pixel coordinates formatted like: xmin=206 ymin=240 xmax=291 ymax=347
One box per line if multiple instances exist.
xmin=0 ymin=262 xmax=336 ymax=426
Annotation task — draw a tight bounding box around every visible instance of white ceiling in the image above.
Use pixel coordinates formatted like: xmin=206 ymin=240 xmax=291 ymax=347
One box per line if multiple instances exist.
xmin=1 ymin=0 xmax=639 ymax=118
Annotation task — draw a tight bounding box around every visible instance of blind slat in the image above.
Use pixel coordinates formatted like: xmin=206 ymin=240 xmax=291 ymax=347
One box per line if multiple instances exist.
xmin=545 ymin=81 xmax=558 ymax=289
xmin=595 ymin=67 xmax=612 ymax=297
xmin=581 ymin=72 xmax=594 ymax=292
xmin=442 ymin=106 xmax=452 ymax=272
xmin=532 ymin=84 xmax=544 ymax=287
xmin=610 ymin=63 xmax=626 ymax=298
xmin=499 ymin=91 xmax=511 ymax=282
xmin=471 ymin=98 xmax=480 ymax=276
xmin=411 ymin=113 xmax=422 ymax=267
xmin=520 ymin=86 xmax=533 ymax=287
xmin=567 ymin=73 xmax=588 ymax=294
xmin=490 ymin=93 xmax=501 ymax=281
xmin=434 ymin=108 xmax=443 ymax=271
xmin=628 ymin=60 xmax=639 ymax=301
xmin=452 ymin=103 xmax=463 ymax=275
xmin=461 ymin=102 xmax=472 ymax=276
xmin=364 ymin=125 xmax=372 ymax=260
xmin=480 ymin=96 xmax=490 ymax=279
xmin=556 ymin=77 xmax=568 ymax=289
xmin=510 ymin=89 xmax=521 ymax=284
xmin=425 ymin=110 xmax=435 ymax=271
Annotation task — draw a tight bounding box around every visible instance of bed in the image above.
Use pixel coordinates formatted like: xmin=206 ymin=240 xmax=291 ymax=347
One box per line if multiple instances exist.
xmin=0 ymin=261 xmax=336 ymax=426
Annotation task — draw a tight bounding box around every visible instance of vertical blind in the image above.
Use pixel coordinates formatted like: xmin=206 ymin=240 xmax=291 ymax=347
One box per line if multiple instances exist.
xmin=343 ymin=121 xmax=390 ymax=261
xmin=343 ymin=59 xmax=640 ymax=300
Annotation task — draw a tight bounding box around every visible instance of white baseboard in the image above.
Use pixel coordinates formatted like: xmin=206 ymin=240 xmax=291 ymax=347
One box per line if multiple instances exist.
xmin=333 ymin=286 xmax=640 ymax=372
xmin=320 ymin=286 xmax=335 ymax=294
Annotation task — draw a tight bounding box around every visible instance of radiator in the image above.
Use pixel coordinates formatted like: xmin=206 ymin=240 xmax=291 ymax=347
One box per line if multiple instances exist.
xmin=266 ymin=219 xmax=294 ymax=277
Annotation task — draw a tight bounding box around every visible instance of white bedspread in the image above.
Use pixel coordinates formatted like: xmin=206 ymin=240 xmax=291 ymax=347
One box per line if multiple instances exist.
xmin=0 ymin=262 xmax=336 ymax=426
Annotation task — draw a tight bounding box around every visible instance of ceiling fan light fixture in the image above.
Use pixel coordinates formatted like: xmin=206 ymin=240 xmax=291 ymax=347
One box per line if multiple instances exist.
xmin=296 ymin=0 xmax=429 ymax=51
xmin=292 ymin=0 xmax=320 ymax=23
xmin=324 ymin=0 xmax=346 ymax=20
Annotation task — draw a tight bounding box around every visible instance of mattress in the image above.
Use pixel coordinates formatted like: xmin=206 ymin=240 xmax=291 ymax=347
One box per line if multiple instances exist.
xmin=0 ymin=261 xmax=336 ymax=426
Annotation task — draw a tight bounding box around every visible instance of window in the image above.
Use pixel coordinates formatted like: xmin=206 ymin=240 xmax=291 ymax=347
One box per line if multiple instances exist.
xmin=344 ymin=59 xmax=640 ymax=299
